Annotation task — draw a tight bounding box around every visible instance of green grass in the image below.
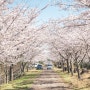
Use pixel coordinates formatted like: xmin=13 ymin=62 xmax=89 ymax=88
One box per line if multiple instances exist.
xmin=0 ymin=70 xmax=42 ymax=90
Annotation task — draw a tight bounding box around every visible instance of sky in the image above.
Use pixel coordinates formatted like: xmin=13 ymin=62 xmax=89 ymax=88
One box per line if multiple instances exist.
xmin=9 ymin=0 xmax=86 ymax=24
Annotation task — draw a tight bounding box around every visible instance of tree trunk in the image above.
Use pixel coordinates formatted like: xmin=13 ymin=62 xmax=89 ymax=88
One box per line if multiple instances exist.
xmin=61 ymin=60 xmax=64 ymax=72
xmin=21 ymin=62 xmax=27 ymax=75
xmin=76 ymin=60 xmax=80 ymax=79
xmin=27 ymin=66 xmax=29 ymax=72
xmin=9 ymin=64 xmax=13 ymax=81
xmin=66 ymin=59 xmax=70 ymax=73
xmin=70 ymin=60 xmax=73 ymax=76
xmin=5 ymin=69 xmax=8 ymax=84
xmin=26 ymin=64 xmax=29 ymax=72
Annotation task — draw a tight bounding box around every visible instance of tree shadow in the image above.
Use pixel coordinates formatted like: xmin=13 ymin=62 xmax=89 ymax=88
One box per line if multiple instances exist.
xmin=4 ymin=74 xmax=38 ymax=90
xmin=46 ymin=86 xmax=73 ymax=90
xmin=74 ymin=85 xmax=90 ymax=90
xmin=5 ymin=87 xmax=35 ymax=90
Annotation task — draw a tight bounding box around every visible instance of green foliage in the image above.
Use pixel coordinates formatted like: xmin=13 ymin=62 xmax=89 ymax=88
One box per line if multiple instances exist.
xmin=38 ymin=61 xmax=43 ymax=64
xmin=80 ymin=62 xmax=90 ymax=69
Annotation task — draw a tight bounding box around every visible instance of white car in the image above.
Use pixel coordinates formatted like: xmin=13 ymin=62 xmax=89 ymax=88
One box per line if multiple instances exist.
xmin=47 ymin=64 xmax=52 ymax=70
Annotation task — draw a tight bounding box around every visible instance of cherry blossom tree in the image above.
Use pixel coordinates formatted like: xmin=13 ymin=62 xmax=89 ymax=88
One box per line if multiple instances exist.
xmin=45 ymin=9 xmax=90 ymax=78
xmin=0 ymin=0 xmax=49 ymax=83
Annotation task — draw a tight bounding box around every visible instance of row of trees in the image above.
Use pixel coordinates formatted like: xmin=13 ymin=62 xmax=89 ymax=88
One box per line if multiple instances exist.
xmin=46 ymin=0 xmax=90 ymax=79
xmin=0 ymin=0 xmax=48 ymax=84
xmin=0 ymin=0 xmax=90 ymax=84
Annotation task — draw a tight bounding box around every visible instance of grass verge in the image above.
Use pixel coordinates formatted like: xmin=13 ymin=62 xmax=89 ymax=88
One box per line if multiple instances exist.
xmin=0 ymin=69 xmax=42 ymax=90
xmin=54 ymin=68 xmax=90 ymax=90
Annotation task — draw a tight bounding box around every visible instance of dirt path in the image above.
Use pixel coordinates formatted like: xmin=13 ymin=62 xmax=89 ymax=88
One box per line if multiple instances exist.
xmin=30 ymin=70 xmax=73 ymax=90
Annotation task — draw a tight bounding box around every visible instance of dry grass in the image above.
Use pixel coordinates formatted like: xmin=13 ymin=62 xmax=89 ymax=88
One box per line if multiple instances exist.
xmin=54 ymin=68 xmax=90 ymax=90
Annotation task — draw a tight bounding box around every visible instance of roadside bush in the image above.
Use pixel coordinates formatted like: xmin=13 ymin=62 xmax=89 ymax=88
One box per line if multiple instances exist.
xmin=80 ymin=62 xmax=90 ymax=70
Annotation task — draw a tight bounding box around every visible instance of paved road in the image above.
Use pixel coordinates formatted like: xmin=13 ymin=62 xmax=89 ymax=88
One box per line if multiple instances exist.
xmin=30 ymin=70 xmax=73 ymax=90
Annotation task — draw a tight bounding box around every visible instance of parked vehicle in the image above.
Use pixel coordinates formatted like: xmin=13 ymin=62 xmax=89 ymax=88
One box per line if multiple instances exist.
xmin=36 ymin=64 xmax=43 ymax=70
xmin=47 ymin=64 xmax=52 ymax=70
